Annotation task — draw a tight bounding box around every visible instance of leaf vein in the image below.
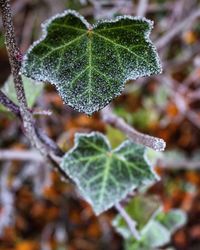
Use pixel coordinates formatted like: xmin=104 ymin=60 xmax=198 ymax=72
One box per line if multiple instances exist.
xmin=94 ymin=32 xmax=157 ymax=71
xmin=41 ymin=33 xmax=86 ymax=60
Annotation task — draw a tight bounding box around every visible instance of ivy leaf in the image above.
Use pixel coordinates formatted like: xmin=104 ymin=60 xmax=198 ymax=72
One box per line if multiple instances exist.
xmin=21 ymin=10 xmax=162 ymax=115
xmin=112 ymin=195 xmax=186 ymax=250
xmin=155 ymin=209 xmax=187 ymax=234
xmin=125 ymin=209 xmax=186 ymax=250
xmin=0 ymin=75 xmax=43 ymax=113
xmin=112 ymin=194 xmax=160 ymax=239
xmin=61 ymin=132 xmax=157 ymax=215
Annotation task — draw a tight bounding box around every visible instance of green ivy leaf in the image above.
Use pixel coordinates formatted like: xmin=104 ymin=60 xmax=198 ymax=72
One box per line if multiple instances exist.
xmin=112 ymin=194 xmax=186 ymax=250
xmin=125 ymin=209 xmax=186 ymax=250
xmin=0 ymin=75 xmax=43 ymax=113
xmin=155 ymin=209 xmax=187 ymax=234
xmin=128 ymin=220 xmax=170 ymax=250
xmin=21 ymin=10 xmax=161 ymax=115
xmin=61 ymin=132 xmax=157 ymax=215
xmin=112 ymin=194 xmax=160 ymax=239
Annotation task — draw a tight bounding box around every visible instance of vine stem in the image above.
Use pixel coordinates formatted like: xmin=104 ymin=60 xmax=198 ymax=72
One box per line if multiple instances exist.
xmin=101 ymin=106 xmax=166 ymax=152
xmin=0 ymin=89 xmax=63 ymax=156
xmin=0 ymin=90 xmax=20 ymax=115
xmin=0 ymin=90 xmax=67 ymax=179
xmin=0 ymin=0 xmax=65 ymax=178
xmin=0 ymin=0 xmax=46 ymax=154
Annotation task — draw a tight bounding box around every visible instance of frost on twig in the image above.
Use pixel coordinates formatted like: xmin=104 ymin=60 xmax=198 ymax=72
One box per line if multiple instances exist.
xmin=0 ymin=90 xmax=20 ymax=115
xmin=0 ymin=150 xmax=43 ymax=162
xmin=0 ymin=0 xmax=46 ymax=154
xmin=101 ymin=106 xmax=166 ymax=152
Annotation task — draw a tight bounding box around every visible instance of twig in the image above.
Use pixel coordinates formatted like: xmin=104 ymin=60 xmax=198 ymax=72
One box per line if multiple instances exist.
xmin=101 ymin=106 xmax=166 ymax=151
xmin=158 ymin=159 xmax=200 ymax=170
xmin=0 ymin=91 xmax=64 ymax=176
xmin=0 ymin=0 xmax=30 ymax=29
xmin=0 ymin=92 xmax=65 ymax=175
xmin=136 ymin=0 xmax=148 ymax=17
xmin=0 ymin=150 xmax=43 ymax=162
xmin=0 ymin=0 xmax=46 ymax=154
xmin=0 ymin=90 xmax=62 ymax=155
xmin=156 ymin=9 xmax=200 ymax=50
xmin=32 ymin=109 xmax=52 ymax=116
xmin=115 ymin=203 xmax=140 ymax=240
xmin=0 ymin=1 xmax=66 ymax=182
xmin=0 ymin=148 xmax=65 ymax=180
xmin=0 ymin=90 xmax=20 ymax=115
xmin=0 ymin=0 xmax=64 ymax=158
xmin=36 ymin=128 xmax=64 ymax=157
xmin=0 ymin=91 xmax=64 ymax=156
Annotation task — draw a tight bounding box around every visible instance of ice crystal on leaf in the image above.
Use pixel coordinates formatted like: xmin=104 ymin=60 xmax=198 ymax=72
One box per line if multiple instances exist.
xmin=21 ymin=10 xmax=162 ymax=115
xmin=61 ymin=132 xmax=157 ymax=215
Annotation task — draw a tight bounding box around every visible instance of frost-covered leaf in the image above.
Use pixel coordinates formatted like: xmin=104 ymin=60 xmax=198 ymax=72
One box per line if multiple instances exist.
xmin=0 ymin=75 xmax=43 ymax=113
xmin=142 ymin=221 xmax=170 ymax=248
xmin=155 ymin=209 xmax=187 ymax=234
xmin=21 ymin=10 xmax=162 ymax=115
xmin=112 ymin=194 xmax=186 ymax=249
xmin=61 ymin=132 xmax=157 ymax=215
xmin=114 ymin=202 xmax=186 ymax=250
xmin=112 ymin=194 xmax=160 ymax=239
xmin=125 ymin=209 xmax=186 ymax=250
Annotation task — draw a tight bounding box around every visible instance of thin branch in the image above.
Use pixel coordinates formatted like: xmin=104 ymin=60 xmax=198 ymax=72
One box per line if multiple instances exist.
xmin=0 ymin=90 xmax=64 ymax=156
xmin=0 ymin=90 xmax=20 ymax=115
xmin=32 ymin=109 xmax=52 ymax=116
xmin=158 ymin=159 xmax=200 ymax=170
xmin=101 ymin=106 xmax=166 ymax=151
xmin=115 ymin=203 xmax=140 ymax=240
xmin=0 ymin=149 xmax=67 ymax=180
xmin=0 ymin=92 xmax=64 ymax=183
xmin=0 ymin=0 xmax=30 ymax=29
xmin=0 ymin=150 xmax=43 ymax=162
xmin=136 ymin=0 xmax=148 ymax=17
xmin=0 ymin=0 xmax=46 ymax=154
xmin=156 ymin=9 xmax=200 ymax=50
xmin=0 ymin=1 xmax=64 ymax=158
xmin=36 ymin=128 xmax=64 ymax=157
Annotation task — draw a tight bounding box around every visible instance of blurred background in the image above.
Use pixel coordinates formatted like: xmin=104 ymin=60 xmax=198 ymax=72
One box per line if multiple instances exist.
xmin=0 ymin=0 xmax=200 ymax=249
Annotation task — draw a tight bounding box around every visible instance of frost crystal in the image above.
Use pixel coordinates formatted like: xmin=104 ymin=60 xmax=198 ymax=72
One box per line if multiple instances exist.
xmin=152 ymin=138 xmax=166 ymax=152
